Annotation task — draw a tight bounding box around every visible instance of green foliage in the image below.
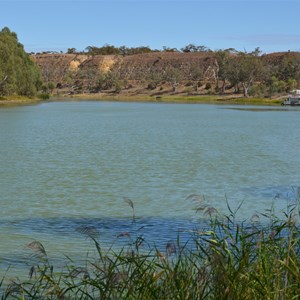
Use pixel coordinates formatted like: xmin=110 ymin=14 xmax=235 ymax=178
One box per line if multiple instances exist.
xmin=0 ymin=27 xmax=41 ymax=97
xmin=2 ymin=196 xmax=300 ymax=299
xmin=85 ymin=44 xmax=154 ymax=56
xmin=183 ymin=86 xmax=194 ymax=94
xmin=229 ymin=53 xmax=263 ymax=97
xmin=47 ymin=82 xmax=55 ymax=93
xmin=268 ymin=76 xmax=287 ymax=96
xmin=181 ymin=44 xmax=210 ymax=53
xmin=162 ymin=46 xmax=179 ymax=52
xmin=205 ymin=82 xmax=212 ymax=90
xmin=279 ymin=55 xmax=300 ymax=81
xmin=41 ymin=81 xmax=55 ymax=94
xmin=248 ymin=83 xmax=268 ymax=97
xmin=95 ymin=70 xmax=122 ymax=91
xmin=287 ymin=78 xmax=297 ymax=92
xmin=67 ymin=47 xmax=76 ymax=54
xmin=163 ymin=65 xmax=183 ymax=92
xmin=39 ymin=93 xmax=50 ymax=100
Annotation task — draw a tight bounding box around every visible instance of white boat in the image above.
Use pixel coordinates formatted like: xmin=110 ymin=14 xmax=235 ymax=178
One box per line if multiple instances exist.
xmin=281 ymin=96 xmax=300 ymax=106
xmin=281 ymin=90 xmax=300 ymax=106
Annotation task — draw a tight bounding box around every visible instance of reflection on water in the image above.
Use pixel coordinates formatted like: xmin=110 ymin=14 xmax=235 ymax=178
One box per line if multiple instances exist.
xmin=224 ymin=107 xmax=300 ymax=112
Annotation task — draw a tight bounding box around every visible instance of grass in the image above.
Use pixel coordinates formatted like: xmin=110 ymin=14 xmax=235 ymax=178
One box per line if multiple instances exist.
xmin=0 ymin=92 xmax=283 ymax=106
xmin=0 ymin=95 xmax=40 ymax=106
xmin=60 ymin=93 xmax=282 ymax=106
xmin=1 ymin=196 xmax=300 ymax=299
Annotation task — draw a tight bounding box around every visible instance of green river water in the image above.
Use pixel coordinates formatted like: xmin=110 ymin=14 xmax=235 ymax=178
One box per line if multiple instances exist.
xmin=0 ymin=101 xmax=300 ymax=278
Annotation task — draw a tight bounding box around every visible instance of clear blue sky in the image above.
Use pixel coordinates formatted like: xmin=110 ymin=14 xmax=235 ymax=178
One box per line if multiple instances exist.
xmin=1 ymin=0 xmax=300 ymax=54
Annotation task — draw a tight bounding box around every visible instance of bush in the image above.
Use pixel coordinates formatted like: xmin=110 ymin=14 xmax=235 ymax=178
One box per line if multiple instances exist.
xmin=147 ymin=82 xmax=157 ymax=90
xmin=205 ymin=82 xmax=212 ymax=90
xmin=249 ymin=83 xmax=268 ymax=97
xmin=183 ymin=86 xmax=194 ymax=94
xmin=39 ymin=93 xmax=50 ymax=100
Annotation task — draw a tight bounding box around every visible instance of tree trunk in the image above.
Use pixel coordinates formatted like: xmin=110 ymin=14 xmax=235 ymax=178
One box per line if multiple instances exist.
xmin=172 ymin=81 xmax=178 ymax=93
xmin=242 ymin=83 xmax=249 ymax=97
xmin=0 ymin=75 xmax=8 ymax=84
xmin=221 ymin=80 xmax=226 ymax=94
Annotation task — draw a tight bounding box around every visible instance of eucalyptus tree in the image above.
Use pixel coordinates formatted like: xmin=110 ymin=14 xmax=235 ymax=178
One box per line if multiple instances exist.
xmin=188 ymin=62 xmax=205 ymax=91
xmin=0 ymin=27 xmax=41 ymax=96
xmin=237 ymin=52 xmax=263 ymax=97
xmin=225 ymin=50 xmax=263 ymax=97
xmin=181 ymin=44 xmax=210 ymax=53
xmin=214 ymin=50 xmax=231 ymax=93
xmin=67 ymin=48 xmax=77 ymax=54
xmin=163 ymin=65 xmax=183 ymax=92
xmin=279 ymin=55 xmax=300 ymax=82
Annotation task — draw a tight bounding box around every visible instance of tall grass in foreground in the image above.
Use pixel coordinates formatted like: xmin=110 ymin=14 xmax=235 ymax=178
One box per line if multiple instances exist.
xmin=2 ymin=195 xmax=300 ymax=299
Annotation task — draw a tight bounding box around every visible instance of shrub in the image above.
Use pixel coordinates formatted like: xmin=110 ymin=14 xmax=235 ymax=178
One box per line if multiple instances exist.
xmin=205 ymin=82 xmax=212 ymax=90
xmin=39 ymin=93 xmax=50 ymax=100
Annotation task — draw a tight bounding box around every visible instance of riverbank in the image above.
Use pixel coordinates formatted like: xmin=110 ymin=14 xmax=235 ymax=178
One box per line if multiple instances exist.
xmin=0 ymin=95 xmax=40 ymax=106
xmin=0 ymin=93 xmax=284 ymax=106
xmin=53 ymin=93 xmax=283 ymax=106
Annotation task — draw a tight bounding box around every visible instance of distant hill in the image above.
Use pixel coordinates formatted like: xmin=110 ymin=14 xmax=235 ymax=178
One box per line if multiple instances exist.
xmin=31 ymin=51 xmax=300 ymax=98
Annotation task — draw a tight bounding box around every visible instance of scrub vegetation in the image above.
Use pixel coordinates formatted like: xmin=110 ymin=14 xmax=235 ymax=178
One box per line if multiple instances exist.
xmin=1 ymin=26 xmax=300 ymax=104
xmin=33 ymin=45 xmax=300 ymax=102
xmin=2 ymin=194 xmax=300 ymax=299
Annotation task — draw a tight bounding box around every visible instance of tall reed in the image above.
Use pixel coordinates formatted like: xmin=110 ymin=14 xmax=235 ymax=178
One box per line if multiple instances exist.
xmin=2 ymin=193 xmax=300 ymax=299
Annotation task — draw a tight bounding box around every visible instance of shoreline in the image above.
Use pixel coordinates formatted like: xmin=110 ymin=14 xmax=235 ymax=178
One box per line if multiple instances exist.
xmin=53 ymin=93 xmax=283 ymax=105
xmin=0 ymin=97 xmax=40 ymax=107
xmin=0 ymin=93 xmax=283 ymax=107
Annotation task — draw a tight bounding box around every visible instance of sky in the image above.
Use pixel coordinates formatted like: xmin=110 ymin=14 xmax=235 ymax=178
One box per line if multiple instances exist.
xmin=1 ymin=0 xmax=300 ymax=54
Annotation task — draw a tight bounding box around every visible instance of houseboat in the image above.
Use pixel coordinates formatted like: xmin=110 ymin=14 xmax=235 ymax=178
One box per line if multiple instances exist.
xmin=281 ymin=90 xmax=300 ymax=106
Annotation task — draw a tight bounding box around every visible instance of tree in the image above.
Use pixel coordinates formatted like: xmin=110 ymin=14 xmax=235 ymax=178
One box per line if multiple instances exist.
xmin=162 ymin=46 xmax=179 ymax=52
xmin=215 ymin=50 xmax=231 ymax=93
xmin=279 ymin=55 xmax=300 ymax=82
xmin=225 ymin=51 xmax=263 ymax=97
xmin=0 ymin=27 xmax=41 ymax=96
xmin=188 ymin=62 xmax=204 ymax=91
xmin=147 ymin=72 xmax=163 ymax=90
xmin=268 ymin=76 xmax=286 ymax=96
xmin=237 ymin=53 xmax=263 ymax=97
xmin=85 ymin=44 xmax=120 ymax=55
xmin=250 ymin=47 xmax=262 ymax=57
xmin=181 ymin=44 xmax=209 ymax=53
xmin=225 ymin=56 xmax=241 ymax=93
xmin=67 ymin=48 xmax=77 ymax=54
xmin=163 ymin=65 xmax=183 ymax=92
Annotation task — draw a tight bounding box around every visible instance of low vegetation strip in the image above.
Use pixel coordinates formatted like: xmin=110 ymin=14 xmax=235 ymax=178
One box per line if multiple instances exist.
xmin=51 ymin=93 xmax=282 ymax=106
xmin=2 ymin=198 xmax=300 ymax=299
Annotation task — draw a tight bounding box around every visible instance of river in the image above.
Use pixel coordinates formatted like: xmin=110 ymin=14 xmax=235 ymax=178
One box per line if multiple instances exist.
xmin=0 ymin=101 xmax=300 ymax=278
